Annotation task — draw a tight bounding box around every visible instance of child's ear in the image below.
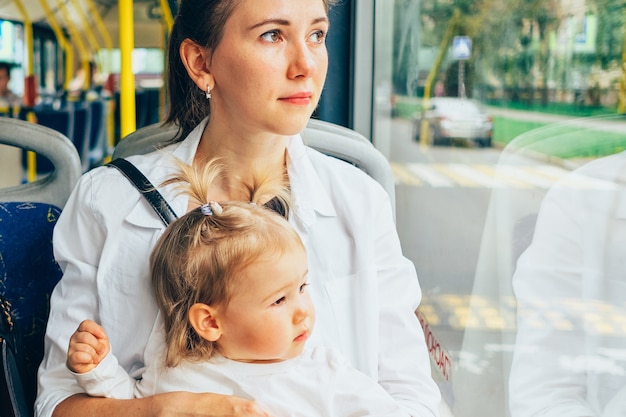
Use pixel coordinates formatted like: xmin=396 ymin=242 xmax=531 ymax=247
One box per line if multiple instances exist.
xmin=188 ymin=303 xmax=221 ymax=342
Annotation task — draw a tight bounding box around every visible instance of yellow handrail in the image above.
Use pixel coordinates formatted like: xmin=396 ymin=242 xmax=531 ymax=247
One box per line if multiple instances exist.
xmin=39 ymin=0 xmax=73 ymax=91
xmin=84 ymin=0 xmax=113 ymax=74
xmin=84 ymin=0 xmax=115 ymax=162
xmin=57 ymin=0 xmax=91 ymax=95
xmin=14 ymin=0 xmax=37 ymax=182
xmin=158 ymin=0 xmax=174 ymax=121
xmin=70 ymin=0 xmax=101 ymax=56
xmin=618 ymin=8 xmax=626 ymax=114
xmin=158 ymin=0 xmax=174 ymax=34
xmin=119 ymin=0 xmax=136 ymax=137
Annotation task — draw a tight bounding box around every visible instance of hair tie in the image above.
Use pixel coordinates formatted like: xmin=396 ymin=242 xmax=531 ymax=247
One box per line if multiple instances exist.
xmin=200 ymin=204 xmax=213 ymax=216
xmin=200 ymin=201 xmax=223 ymax=216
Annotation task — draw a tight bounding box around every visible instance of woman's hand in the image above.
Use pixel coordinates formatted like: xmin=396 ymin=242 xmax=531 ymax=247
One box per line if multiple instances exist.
xmin=54 ymin=391 xmax=274 ymax=417
xmin=155 ymin=392 xmax=274 ymax=417
xmin=66 ymin=320 xmax=110 ymax=374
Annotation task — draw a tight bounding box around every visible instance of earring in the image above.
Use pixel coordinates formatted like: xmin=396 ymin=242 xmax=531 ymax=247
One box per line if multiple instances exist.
xmin=205 ymin=86 xmax=212 ymax=100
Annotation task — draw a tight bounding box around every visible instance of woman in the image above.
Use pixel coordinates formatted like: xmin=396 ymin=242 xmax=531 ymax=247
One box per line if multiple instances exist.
xmin=35 ymin=0 xmax=440 ymax=416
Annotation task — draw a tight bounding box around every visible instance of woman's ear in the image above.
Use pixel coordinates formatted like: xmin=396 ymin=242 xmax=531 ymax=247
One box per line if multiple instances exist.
xmin=179 ymin=39 xmax=215 ymax=93
xmin=188 ymin=303 xmax=221 ymax=342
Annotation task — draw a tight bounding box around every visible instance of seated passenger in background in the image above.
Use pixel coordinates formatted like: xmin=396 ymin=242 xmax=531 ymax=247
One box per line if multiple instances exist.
xmin=0 ymin=61 xmax=21 ymax=110
xmin=66 ymin=162 xmax=409 ymax=417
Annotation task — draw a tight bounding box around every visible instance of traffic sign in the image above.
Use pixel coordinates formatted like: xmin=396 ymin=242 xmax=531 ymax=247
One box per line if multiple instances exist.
xmin=452 ymin=36 xmax=472 ymax=60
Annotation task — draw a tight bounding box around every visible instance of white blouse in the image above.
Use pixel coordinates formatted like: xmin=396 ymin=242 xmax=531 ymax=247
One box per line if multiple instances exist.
xmin=36 ymin=120 xmax=441 ymax=417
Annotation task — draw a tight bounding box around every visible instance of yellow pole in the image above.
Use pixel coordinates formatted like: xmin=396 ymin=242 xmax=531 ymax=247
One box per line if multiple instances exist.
xmin=39 ymin=0 xmax=73 ymax=91
xmin=119 ymin=0 xmax=136 ymax=137
xmin=14 ymin=0 xmax=37 ymax=182
xmin=618 ymin=9 xmax=626 ymax=114
xmin=57 ymin=0 xmax=91 ymax=97
xmin=420 ymin=8 xmax=460 ymax=146
xmin=14 ymin=1 xmax=33 ymax=76
xmin=84 ymin=0 xmax=115 ymax=161
xmin=70 ymin=0 xmax=101 ymax=61
xmin=85 ymin=0 xmax=113 ymax=74
xmin=158 ymin=0 xmax=174 ymax=121
xmin=158 ymin=0 xmax=174 ymax=34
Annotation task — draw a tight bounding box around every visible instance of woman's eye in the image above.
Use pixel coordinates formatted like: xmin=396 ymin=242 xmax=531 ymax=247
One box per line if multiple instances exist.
xmin=309 ymin=30 xmax=326 ymax=44
xmin=261 ymin=30 xmax=282 ymax=43
xmin=273 ymin=296 xmax=286 ymax=306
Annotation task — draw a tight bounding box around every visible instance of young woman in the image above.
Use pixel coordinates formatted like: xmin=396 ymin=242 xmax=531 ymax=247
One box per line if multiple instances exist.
xmin=35 ymin=0 xmax=440 ymax=416
xmin=66 ymin=162 xmax=410 ymax=417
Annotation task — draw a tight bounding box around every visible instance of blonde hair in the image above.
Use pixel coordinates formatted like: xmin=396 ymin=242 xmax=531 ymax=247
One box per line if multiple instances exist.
xmin=151 ymin=160 xmax=302 ymax=367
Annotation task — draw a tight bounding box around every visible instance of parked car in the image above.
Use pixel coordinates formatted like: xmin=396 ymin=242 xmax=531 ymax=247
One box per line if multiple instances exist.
xmin=412 ymin=97 xmax=493 ymax=147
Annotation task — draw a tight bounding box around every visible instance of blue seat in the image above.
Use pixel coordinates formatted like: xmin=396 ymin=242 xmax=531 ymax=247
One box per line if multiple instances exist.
xmin=0 ymin=118 xmax=81 ymax=417
xmin=87 ymin=99 xmax=108 ymax=166
xmin=19 ymin=107 xmax=74 ymax=174
xmin=69 ymin=101 xmax=92 ymax=171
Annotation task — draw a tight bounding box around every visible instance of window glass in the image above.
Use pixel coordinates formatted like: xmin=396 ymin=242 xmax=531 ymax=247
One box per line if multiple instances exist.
xmin=374 ymin=2 xmax=626 ymax=416
xmin=102 ymin=48 xmax=164 ymax=75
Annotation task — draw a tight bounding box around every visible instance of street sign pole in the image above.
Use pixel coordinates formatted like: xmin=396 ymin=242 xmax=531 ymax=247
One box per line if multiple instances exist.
xmin=458 ymin=60 xmax=465 ymax=98
xmin=453 ymin=36 xmax=471 ymax=99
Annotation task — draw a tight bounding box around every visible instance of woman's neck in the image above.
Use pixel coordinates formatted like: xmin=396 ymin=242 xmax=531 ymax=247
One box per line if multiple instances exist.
xmin=193 ymin=122 xmax=288 ymax=202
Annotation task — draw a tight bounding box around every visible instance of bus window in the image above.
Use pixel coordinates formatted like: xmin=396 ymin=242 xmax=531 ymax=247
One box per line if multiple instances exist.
xmin=372 ymin=1 xmax=626 ymax=417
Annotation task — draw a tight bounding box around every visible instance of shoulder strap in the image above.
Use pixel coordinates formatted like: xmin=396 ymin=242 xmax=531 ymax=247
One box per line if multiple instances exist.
xmin=107 ymin=158 xmax=178 ymax=226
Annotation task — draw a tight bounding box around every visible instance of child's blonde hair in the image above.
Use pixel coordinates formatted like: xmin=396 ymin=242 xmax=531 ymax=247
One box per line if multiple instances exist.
xmin=151 ymin=160 xmax=302 ymax=367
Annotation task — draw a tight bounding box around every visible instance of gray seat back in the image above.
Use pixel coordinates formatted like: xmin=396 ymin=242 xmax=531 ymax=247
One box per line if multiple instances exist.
xmin=0 ymin=118 xmax=82 ymax=208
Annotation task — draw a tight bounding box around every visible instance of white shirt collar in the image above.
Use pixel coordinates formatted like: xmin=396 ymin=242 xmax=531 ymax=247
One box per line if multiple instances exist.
xmin=144 ymin=118 xmax=337 ymax=227
xmin=286 ymin=133 xmax=336 ymax=228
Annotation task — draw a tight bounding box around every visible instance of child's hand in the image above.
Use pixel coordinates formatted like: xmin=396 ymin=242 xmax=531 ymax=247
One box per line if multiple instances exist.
xmin=67 ymin=320 xmax=110 ymax=374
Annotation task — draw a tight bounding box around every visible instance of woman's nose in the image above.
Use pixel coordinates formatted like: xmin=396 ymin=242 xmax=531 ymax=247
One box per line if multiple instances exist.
xmin=287 ymin=42 xmax=315 ymax=79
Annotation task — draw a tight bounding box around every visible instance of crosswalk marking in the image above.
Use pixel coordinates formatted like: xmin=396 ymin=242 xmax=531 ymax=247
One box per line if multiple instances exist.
xmin=434 ymin=164 xmax=483 ymax=187
xmin=391 ymin=162 xmax=619 ymax=189
xmin=452 ymin=164 xmax=513 ymax=188
xmin=406 ymin=163 xmax=455 ymax=187
xmin=420 ymin=294 xmax=626 ymax=334
xmin=495 ymin=165 xmax=556 ymax=188
xmin=390 ymin=163 xmax=423 ymax=186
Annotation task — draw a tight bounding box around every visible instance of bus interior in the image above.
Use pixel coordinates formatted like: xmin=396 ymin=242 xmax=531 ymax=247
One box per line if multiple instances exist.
xmin=1 ymin=1 xmax=626 ymax=416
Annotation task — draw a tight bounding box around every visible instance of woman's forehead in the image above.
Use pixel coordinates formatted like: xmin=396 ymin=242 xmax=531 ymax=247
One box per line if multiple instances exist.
xmin=226 ymin=0 xmax=328 ymax=25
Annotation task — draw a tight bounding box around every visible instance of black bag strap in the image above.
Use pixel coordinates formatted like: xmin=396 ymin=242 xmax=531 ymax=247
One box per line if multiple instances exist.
xmin=108 ymin=158 xmax=178 ymax=226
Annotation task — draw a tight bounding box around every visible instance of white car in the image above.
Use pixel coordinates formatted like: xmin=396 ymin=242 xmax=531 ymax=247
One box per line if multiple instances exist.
xmin=412 ymin=97 xmax=493 ymax=147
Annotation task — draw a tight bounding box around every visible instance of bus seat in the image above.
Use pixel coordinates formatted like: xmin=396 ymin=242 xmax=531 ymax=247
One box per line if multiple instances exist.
xmin=21 ymin=107 xmax=75 ymax=174
xmin=87 ymin=99 xmax=108 ymax=167
xmin=112 ymin=119 xmax=396 ymax=214
xmin=69 ymin=102 xmax=93 ymax=172
xmin=0 ymin=118 xmax=82 ymax=417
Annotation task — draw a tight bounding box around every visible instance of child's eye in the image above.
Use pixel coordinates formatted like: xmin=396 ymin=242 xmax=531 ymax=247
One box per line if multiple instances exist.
xmin=273 ymin=296 xmax=286 ymax=306
xmin=261 ymin=30 xmax=282 ymax=43
xmin=309 ymin=30 xmax=326 ymax=44
xmin=299 ymin=283 xmax=309 ymax=293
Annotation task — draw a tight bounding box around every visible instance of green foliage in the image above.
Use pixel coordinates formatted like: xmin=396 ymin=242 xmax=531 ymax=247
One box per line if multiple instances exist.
xmin=493 ymin=116 xmax=626 ymax=159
